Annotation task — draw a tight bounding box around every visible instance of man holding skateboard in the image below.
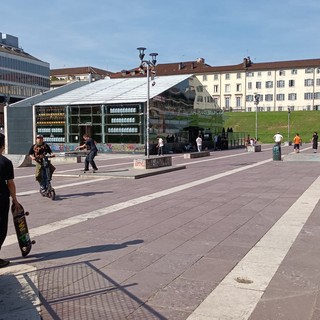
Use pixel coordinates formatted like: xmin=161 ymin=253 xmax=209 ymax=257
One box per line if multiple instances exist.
xmin=0 ymin=133 xmax=19 ymax=268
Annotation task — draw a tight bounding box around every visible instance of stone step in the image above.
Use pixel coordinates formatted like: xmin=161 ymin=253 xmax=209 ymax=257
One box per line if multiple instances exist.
xmin=5 ymin=154 xmax=32 ymax=167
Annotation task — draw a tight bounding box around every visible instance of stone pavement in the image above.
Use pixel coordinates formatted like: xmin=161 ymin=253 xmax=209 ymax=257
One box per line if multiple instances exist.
xmin=1 ymin=144 xmax=320 ymax=319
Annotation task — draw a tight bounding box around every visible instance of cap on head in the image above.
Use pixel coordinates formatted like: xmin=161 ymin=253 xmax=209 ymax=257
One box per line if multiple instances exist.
xmin=36 ymin=134 xmax=44 ymax=139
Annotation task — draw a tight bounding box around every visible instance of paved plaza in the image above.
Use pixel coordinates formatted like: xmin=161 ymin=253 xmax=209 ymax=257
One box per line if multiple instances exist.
xmin=1 ymin=144 xmax=320 ymax=319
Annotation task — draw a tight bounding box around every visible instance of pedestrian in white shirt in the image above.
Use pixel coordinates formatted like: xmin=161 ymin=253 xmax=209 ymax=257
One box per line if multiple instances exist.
xmin=157 ymin=136 xmax=164 ymax=156
xmin=273 ymin=132 xmax=283 ymax=146
xmin=196 ymin=135 xmax=202 ymax=152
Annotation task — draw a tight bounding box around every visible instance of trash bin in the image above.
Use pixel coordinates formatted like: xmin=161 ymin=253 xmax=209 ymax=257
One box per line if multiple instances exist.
xmin=273 ymin=144 xmax=281 ymax=161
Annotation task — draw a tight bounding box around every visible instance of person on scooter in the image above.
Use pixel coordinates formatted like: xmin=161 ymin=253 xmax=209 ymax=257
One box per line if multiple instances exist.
xmin=28 ymin=135 xmax=55 ymax=192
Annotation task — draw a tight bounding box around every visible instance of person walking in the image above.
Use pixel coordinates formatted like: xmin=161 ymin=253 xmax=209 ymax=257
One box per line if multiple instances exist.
xmin=293 ymin=133 xmax=302 ymax=153
xmin=196 ymin=135 xmax=202 ymax=152
xmin=75 ymin=134 xmax=98 ymax=173
xmin=312 ymin=131 xmax=318 ymax=153
xmin=156 ymin=136 xmax=164 ymax=156
xmin=273 ymin=132 xmax=283 ymax=146
xmin=0 ymin=133 xmax=19 ymax=268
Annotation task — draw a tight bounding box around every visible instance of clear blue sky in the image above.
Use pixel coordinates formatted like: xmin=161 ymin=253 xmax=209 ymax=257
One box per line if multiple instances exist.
xmin=2 ymin=0 xmax=320 ymax=72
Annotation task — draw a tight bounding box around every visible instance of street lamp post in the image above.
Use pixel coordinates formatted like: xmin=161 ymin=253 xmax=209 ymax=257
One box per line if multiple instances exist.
xmin=288 ymin=107 xmax=291 ymax=145
xmin=137 ymin=47 xmax=158 ymax=158
xmin=254 ymin=94 xmax=260 ymax=140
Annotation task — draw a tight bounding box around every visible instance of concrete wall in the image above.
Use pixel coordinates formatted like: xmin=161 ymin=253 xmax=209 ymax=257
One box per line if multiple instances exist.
xmin=6 ymin=105 xmax=33 ymax=154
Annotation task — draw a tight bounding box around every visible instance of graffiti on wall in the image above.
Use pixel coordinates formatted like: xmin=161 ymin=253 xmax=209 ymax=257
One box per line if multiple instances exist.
xmin=49 ymin=143 xmax=145 ymax=154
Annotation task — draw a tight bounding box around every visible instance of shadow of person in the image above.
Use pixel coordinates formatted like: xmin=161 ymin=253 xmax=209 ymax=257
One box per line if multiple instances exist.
xmin=10 ymin=239 xmax=144 ymax=263
xmin=54 ymin=191 xmax=113 ymax=200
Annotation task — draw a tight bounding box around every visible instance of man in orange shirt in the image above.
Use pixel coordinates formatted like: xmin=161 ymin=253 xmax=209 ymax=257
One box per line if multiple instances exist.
xmin=293 ymin=133 xmax=302 ymax=153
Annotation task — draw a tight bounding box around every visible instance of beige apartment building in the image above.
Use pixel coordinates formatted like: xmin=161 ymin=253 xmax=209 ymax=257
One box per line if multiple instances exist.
xmin=195 ymin=57 xmax=320 ymax=112
xmin=113 ymin=56 xmax=320 ymax=112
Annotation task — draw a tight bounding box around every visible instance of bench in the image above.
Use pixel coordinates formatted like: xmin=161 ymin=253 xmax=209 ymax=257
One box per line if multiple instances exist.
xmin=247 ymin=145 xmax=261 ymax=152
xmin=134 ymin=156 xmax=172 ymax=169
xmin=53 ymin=151 xmax=89 ymax=163
xmin=184 ymin=151 xmax=210 ymax=159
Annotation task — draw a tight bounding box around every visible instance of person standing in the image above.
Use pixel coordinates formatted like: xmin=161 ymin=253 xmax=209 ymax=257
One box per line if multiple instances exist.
xmin=156 ymin=136 xmax=164 ymax=156
xmin=75 ymin=134 xmax=98 ymax=173
xmin=312 ymin=131 xmax=318 ymax=153
xmin=196 ymin=135 xmax=202 ymax=152
xmin=244 ymin=135 xmax=250 ymax=152
xmin=273 ymin=132 xmax=283 ymax=146
xmin=0 ymin=133 xmax=19 ymax=268
xmin=293 ymin=133 xmax=302 ymax=153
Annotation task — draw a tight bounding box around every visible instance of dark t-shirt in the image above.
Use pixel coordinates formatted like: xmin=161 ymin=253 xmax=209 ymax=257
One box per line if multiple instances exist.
xmin=85 ymin=138 xmax=97 ymax=152
xmin=0 ymin=155 xmax=14 ymax=197
xmin=28 ymin=142 xmax=53 ymax=163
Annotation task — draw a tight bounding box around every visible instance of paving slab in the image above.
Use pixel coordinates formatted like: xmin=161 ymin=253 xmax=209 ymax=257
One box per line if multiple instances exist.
xmin=55 ymin=164 xmax=186 ymax=179
xmin=2 ymin=144 xmax=320 ymax=319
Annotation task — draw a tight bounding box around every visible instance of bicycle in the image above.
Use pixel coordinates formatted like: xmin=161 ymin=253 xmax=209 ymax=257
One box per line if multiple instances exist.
xmin=39 ymin=155 xmax=56 ymax=200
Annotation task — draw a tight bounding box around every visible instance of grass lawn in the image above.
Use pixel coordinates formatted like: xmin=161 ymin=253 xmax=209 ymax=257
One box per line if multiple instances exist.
xmin=223 ymin=110 xmax=320 ymax=143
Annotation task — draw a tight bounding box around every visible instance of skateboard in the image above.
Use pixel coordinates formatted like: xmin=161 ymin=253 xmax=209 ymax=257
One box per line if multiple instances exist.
xmin=11 ymin=203 xmax=35 ymax=257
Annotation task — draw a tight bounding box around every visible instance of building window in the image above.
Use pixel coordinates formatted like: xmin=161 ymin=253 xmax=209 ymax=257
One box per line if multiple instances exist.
xmin=316 ymin=79 xmax=320 ymax=86
xmin=267 ymin=71 xmax=272 ymax=76
xmin=246 ymin=72 xmax=254 ymax=77
xmin=317 ymin=68 xmax=320 ymax=74
xmin=276 ymin=94 xmax=285 ymax=101
xmin=225 ymin=73 xmax=230 ymax=80
xmin=256 ymin=82 xmax=261 ymax=89
xmin=246 ymin=95 xmax=253 ymax=102
xmin=288 ymin=93 xmax=297 ymax=100
xmin=304 ymin=92 xmax=314 ymax=100
xmin=225 ymin=97 xmax=230 ymax=108
xmin=291 ymin=69 xmax=297 ymax=75
xmin=304 ymin=79 xmax=314 ymax=86
xmin=248 ymin=82 xmax=252 ymax=90
xmin=197 ymin=96 xmax=204 ymax=102
xmin=202 ymin=75 xmax=207 ymax=81
xmin=289 ymin=79 xmax=295 ymax=87
xmin=257 ymin=71 xmax=262 ymax=77
xmin=277 ymin=80 xmax=285 ymax=88
xmin=225 ymin=84 xmax=230 ymax=92
xmin=265 ymin=94 xmax=273 ymax=101
xmin=265 ymin=81 xmax=273 ymax=88
xmin=236 ymin=96 xmax=241 ymax=107
xmin=236 ymin=72 xmax=241 ymax=79
xmin=214 ymin=74 xmax=219 ymax=81
xmin=314 ymin=92 xmax=320 ymax=99
xmin=213 ymin=85 xmax=219 ymax=93
xmin=279 ymin=70 xmax=285 ymax=76
xmin=236 ymin=84 xmax=242 ymax=92
xmin=305 ymin=68 xmax=314 ymax=73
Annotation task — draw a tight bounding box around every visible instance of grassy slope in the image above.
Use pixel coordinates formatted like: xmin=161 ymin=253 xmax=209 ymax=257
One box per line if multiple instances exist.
xmin=223 ymin=111 xmax=320 ymax=143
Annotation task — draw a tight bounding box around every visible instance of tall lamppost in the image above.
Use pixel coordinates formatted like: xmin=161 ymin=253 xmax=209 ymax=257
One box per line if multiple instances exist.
xmin=137 ymin=47 xmax=158 ymax=158
xmin=287 ymin=107 xmax=291 ymax=145
xmin=254 ymin=93 xmax=260 ymax=140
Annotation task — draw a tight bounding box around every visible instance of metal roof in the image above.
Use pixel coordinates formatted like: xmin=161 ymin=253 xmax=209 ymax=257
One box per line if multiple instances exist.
xmin=9 ymin=81 xmax=89 ymax=108
xmin=36 ymin=74 xmax=193 ymax=106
